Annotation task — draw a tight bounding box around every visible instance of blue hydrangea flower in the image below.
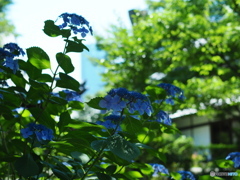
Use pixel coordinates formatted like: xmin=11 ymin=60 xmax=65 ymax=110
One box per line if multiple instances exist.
xmin=51 ymin=90 xmax=82 ymax=102
xmin=157 ymin=83 xmax=185 ymax=104
xmin=226 ymin=152 xmax=240 ymax=168
xmin=57 ymin=13 xmax=93 ymax=38
xmin=99 ymin=88 xmax=153 ymax=116
xmin=62 ymin=90 xmax=82 ymax=102
xmin=177 ymin=171 xmax=195 ymax=180
xmin=155 ymin=110 xmax=172 ymax=125
xmin=0 ymin=43 xmax=25 ymax=73
xmin=96 ymin=120 xmax=121 ymax=132
xmin=3 ymin=43 xmax=25 ymax=57
xmin=5 ymin=57 xmax=19 ymax=74
xmin=150 ymin=163 xmax=169 ymax=177
xmin=99 ymin=94 xmax=127 ymax=113
xmin=21 ymin=123 xmax=54 ymax=142
xmin=97 ymin=115 xmax=124 ymax=133
xmin=104 ymin=115 xmax=124 ymax=122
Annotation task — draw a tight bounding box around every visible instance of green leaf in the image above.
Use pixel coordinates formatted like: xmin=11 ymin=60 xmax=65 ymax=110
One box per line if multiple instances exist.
xmin=107 ymin=134 xmax=140 ymax=162
xmin=96 ymin=172 xmax=115 ymax=180
xmin=18 ymin=60 xmax=42 ymax=79
xmin=27 ymin=47 xmax=50 ymax=69
xmin=14 ymin=154 xmax=40 ymax=178
xmin=68 ymin=101 xmax=84 ymax=110
xmin=29 ymin=79 xmax=49 ymax=93
xmin=170 ymin=172 xmax=182 ymax=180
xmin=86 ymin=97 xmax=105 ymax=110
xmin=67 ymin=121 xmax=103 ymax=132
xmin=29 ymin=107 xmax=56 ymax=131
xmin=56 ymin=73 xmax=80 ymax=91
xmin=105 ymin=165 xmax=117 ymax=174
xmin=56 ymin=52 xmax=74 ymax=74
xmin=58 ymin=111 xmax=72 ymax=132
xmin=11 ymin=73 xmax=27 ymax=88
xmin=122 ymin=116 xmax=144 ymax=135
xmin=65 ymin=39 xmax=89 ymax=53
xmin=91 ymin=139 xmax=108 ymax=151
xmin=43 ymin=20 xmax=62 ymax=37
xmin=70 ymin=152 xmax=90 ymax=164
xmin=144 ymin=85 xmax=167 ymax=102
xmin=199 ymin=175 xmax=224 ymax=180
xmin=216 ymin=159 xmax=234 ymax=168
xmin=52 ymin=168 xmax=72 ymax=180
xmin=37 ymin=73 xmax=53 ymax=82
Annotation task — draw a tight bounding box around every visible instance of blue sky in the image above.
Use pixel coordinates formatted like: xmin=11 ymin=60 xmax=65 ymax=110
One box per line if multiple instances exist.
xmin=7 ymin=0 xmax=146 ymax=49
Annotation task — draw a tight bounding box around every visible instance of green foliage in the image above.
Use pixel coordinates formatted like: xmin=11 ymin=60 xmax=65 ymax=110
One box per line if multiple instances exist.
xmin=93 ymin=0 xmax=240 ymax=116
xmin=0 ymin=9 xmax=239 ymax=180
xmin=0 ymin=0 xmax=15 ymax=45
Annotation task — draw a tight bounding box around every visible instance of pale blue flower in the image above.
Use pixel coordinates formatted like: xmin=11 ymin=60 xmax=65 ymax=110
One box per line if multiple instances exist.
xmin=150 ymin=163 xmax=169 ymax=177
xmin=21 ymin=123 xmax=53 ymax=141
xmin=58 ymin=13 xmax=93 ymax=38
xmin=226 ymin=152 xmax=240 ymax=168
xmin=156 ymin=110 xmax=172 ymax=125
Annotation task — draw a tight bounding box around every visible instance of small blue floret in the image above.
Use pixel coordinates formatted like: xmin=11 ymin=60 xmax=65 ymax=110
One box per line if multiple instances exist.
xmin=21 ymin=123 xmax=54 ymax=142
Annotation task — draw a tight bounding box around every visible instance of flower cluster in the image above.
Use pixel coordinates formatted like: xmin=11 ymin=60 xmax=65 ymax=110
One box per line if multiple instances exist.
xmin=150 ymin=163 xmax=169 ymax=177
xmin=21 ymin=123 xmax=54 ymax=142
xmin=157 ymin=83 xmax=185 ymax=104
xmin=0 ymin=43 xmax=25 ymax=73
xmin=57 ymin=13 xmax=93 ymax=38
xmin=177 ymin=171 xmax=195 ymax=180
xmin=52 ymin=89 xmax=82 ymax=102
xmin=226 ymin=152 xmax=240 ymax=168
xmin=96 ymin=115 xmax=124 ymax=132
xmin=99 ymin=88 xmax=153 ymax=116
xmin=155 ymin=110 xmax=172 ymax=125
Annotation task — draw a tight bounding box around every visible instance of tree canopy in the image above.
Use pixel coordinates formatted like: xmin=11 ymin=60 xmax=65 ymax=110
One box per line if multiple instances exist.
xmin=93 ymin=0 xmax=240 ymax=116
xmin=0 ymin=0 xmax=15 ymax=45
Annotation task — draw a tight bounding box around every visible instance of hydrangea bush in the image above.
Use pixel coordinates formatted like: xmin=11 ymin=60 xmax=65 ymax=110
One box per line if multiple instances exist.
xmin=0 ymin=13 xmax=239 ymax=180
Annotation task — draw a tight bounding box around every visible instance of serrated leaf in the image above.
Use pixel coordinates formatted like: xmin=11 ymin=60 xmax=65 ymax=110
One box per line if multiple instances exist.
xmin=14 ymin=154 xmax=40 ymax=178
xmin=52 ymin=168 xmax=72 ymax=180
xmin=71 ymin=152 xmax=90 ymax=164
xmin=56 ymin=73 xmax=80 ymax=91
xmin=216 ymin=159 xmax=234 ymax=168
xmin=27 ymin=47 xmax=50 ymax=69
xmin=91 ymin=139 xmax=108 ymax=151
xmin=96 ymin=172 xmax=115 ymax=180
xmin=43 ymin=20 xmax=62 ymax=37
xmin=58 ymin=111 xmax=72 ymax=132
xmin=108 ymin=134 xmax=140 ymax=162
xmin=65 ymin=39 xmax=89 ymax=53
xmin=56 ymin=52 xmax=74 ymax=74
xmin=18 ymin=60 xmax=42 ymax=79
xmin=11 ymin=73 xmax=27 ymax=88
xmin=37 ymin=73 xmax=53 ymax=82
xmin=68 ymin=101 xmax=84 ymax=110
xmin=86 ymin=97 xmax=105 ymax=110
xmin=29 ymin=107 xmax=55 ymax=131
xmin=123 ymin=116 xmax=144 ymax=135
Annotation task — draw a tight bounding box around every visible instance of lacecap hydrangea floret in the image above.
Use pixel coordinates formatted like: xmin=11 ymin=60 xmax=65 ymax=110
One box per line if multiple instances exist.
xmin=57 ymin=13 xmax=93 ymax=38
xmin=20 ymin=123 xmax=54 ymax=142
xmin=226 ymin=152 xmax=240 ymax=168
xmin=99 ymin=88 xmax=153 ymax=116
xmin=0 ymin=43 xmax=25 ymax=73
xmin=150 ymin=163 xmax=169 ymax=177
xmin=157 ymin=83 xmax=185 ymax=105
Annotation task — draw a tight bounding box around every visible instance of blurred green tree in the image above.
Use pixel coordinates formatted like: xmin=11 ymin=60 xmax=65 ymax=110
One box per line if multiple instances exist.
xmin=93 ymin=0 xmax=240 ymax=116
xmin=0 ymin=0 xmax=16 ymax=45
